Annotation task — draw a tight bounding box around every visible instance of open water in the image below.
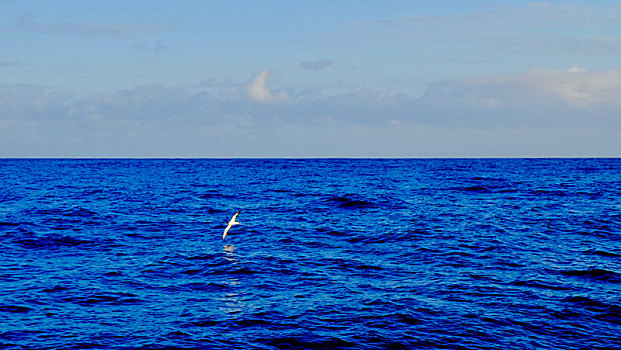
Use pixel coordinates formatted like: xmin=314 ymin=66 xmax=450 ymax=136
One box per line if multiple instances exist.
xmin=1 ymin=158 xmax=620 ymax=349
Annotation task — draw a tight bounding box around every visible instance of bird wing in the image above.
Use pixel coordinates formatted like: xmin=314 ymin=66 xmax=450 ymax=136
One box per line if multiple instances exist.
xmin=223 ymin=223 xmax=233 ymax=239
xmin=231 ymin=211 xmax=240 ymax=222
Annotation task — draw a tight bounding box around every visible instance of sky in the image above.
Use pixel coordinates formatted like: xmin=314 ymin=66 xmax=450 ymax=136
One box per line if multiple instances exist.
xmin=1 ymin=0 xmax=621 ymax=157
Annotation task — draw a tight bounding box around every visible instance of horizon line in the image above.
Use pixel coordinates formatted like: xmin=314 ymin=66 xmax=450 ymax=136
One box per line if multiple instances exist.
xmin=1 ymin=156 xmax=620 ymax=160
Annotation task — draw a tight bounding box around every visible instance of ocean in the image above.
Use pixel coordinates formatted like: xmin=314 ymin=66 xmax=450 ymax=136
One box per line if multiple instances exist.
xmin=1 ymin=158 xmax=620 ymax=349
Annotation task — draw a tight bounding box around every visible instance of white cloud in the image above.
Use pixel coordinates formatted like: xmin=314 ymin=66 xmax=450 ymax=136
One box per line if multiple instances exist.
xmin=424 ymin=68 xmax=621 ymax=112
xmin=245 ymin=69 xmax=290 ymax=103
xmin=528 ymin=68 xmax=621 ymax=106
xmin=567 ymin=66 xmax=587 ymax=73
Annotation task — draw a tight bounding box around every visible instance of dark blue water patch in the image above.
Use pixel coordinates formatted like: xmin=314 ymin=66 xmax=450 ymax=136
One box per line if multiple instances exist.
xmin=33 ymin=207 xmax=99 ymax=219
xmin=0 ymin=222 xmax=19 ymax=227
xmin=346 ymin=235 xmax=390 ymax=245
xmin=172 ymin=282 xmax=230 ymax=293
xmin=318 ymin=228 xmax=348 ymax=237
xmin=584 ymin=249 xmax=621 ymax=258
xmin=197 ymin=190 xmax=232 ymax=199
xmin=324 ymin=195 xmax=376 ymax=209
xmin=42 ymin=285 xmax=70 ymax=293
xmin=319 ymin=257 xmax=384 ymax=275
xmin=198 ymin=206 xmax=225 ymax=214
xmin=61 ymin=292 xmax=144 ymax=306
xmin=259 ymin=336 xmax=356 ymax=350
xmin=14 ymin=232 xmax=96 ymax=249
xmin=460 ymin=185 xmax=493 ymax=193
xmin=0 ymin=305 xmax=32 ymax=313
xmin=580 ymin=216 xmax=621 ymax=238
xmin=510 ymin=279 xmax=573 ymax=291
xmin=561 ymin=296 xmax=621 ymax=326
xmin=560 ymin=268 xmax=621 ymax=283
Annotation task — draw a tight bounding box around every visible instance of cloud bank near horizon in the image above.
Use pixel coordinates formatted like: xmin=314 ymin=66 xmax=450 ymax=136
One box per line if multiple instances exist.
xmin=2 ymin=67 xmax=621 ymax=157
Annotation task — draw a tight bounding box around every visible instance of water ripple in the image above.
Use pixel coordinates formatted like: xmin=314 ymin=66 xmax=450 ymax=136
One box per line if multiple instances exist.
xmin=0 ymin=158 xmax=620 ymax=349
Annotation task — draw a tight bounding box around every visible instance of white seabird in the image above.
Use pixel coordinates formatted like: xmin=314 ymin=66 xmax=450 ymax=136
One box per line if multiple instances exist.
xmin=222 ymin=211 xmax=241 ymax=239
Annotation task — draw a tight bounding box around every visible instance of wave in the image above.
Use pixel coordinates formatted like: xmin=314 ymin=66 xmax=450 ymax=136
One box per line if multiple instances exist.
xmin=317 ymin=228 xmax=348 ymax=237
xmin=62 ymin=292 xmax=143 ymax=306
xmin=0 ymin=221 xmax=19 ymax=227
xmin=530 ymin=189 xmax=570 ymax=197
xmin=511 ymin=279 xmax=572 ymax=291
xmin=178 ymin=265 xmax=259 ymax=277
xmin=461 ymin=185 xmax=492 ymax=193
xmin=326 ymin=195 xmax=375 ymax=209
xmin=0 ymin=305 xmax=33 ymax=313
xmin=36 ymin=207 xmax=100 ymax=219
xmin=581 ymin=217 xmax=621 ymax=238
xmin=455 ymin=176 xmax=520 ymax=194
xmin=15 ymin=233 xmax=95 ymax=249
xmin=198 ymin=191 xmax=231 ymax=199
xmin=320 ymin=257 xmax=384 ymax=274
xmin=346 ymin=234 xmax=389 ymax=244
xmin=161 ymin=282 xmax=230 ymax=293
xmin=584 ymin=249 xmax=621 ymax=258
xmin=259 ymin=336 xmax=356 ymax=350
xmin=561 ymin=268 xmax=621 ymax=283
xmin=42 ymin=285 xmax=69 ymax=293
xmin=561 ymin=296 xmax=621 ymax=325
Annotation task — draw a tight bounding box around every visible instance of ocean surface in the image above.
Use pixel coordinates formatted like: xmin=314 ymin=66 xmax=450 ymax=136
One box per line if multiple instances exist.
xmin=1 ymin=158 xmax=620 ymax=350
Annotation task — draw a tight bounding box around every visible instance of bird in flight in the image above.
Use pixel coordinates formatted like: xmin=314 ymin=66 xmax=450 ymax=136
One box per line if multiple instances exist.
xmin=222 ymin=211 xmax=241 ymax=239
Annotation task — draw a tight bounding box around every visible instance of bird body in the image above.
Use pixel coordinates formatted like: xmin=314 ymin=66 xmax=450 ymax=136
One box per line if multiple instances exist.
xmin=223 ymin=211 xmax=241 ymax=239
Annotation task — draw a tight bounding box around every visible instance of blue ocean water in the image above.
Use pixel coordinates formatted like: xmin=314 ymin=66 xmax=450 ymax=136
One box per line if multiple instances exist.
xmin=1 ymin=158 xmax=620 ymax=350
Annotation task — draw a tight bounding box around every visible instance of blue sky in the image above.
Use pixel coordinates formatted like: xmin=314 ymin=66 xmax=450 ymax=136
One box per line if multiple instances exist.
xmin=2 ymin=1 xmax=621 ymax=157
